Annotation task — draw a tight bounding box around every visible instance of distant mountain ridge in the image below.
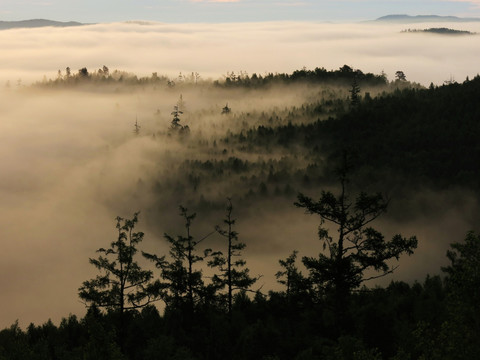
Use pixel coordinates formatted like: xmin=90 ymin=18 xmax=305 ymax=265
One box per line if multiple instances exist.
xmin=0 ymin=19 xmax=86 ymax=30
xmin=375 ymin=14 xmax=480 ymax=23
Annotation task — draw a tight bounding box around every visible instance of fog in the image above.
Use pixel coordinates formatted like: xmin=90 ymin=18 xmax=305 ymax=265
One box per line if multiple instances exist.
xmin=1 ymin=21 xmax=480 ymax=328
xmin=0 ymin=83 xmax=329 ymax=327
xmin=1 ymin=21 xmax=480 ymax=86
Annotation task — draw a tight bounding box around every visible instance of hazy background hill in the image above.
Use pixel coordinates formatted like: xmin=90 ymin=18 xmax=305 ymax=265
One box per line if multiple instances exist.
xmin=374 ymin=14 xmax=480 ymax=23
xmin=0 ymin=19 xmax=85 ymax=30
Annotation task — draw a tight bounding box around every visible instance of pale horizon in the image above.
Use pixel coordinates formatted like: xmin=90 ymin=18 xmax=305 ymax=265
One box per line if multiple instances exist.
xmin=2 ymin=0 xmax=480 ymax=23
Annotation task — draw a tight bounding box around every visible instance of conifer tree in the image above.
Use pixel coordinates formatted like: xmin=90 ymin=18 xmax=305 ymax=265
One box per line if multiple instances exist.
xmin=295 ymin=158 xmax=417 ymax=316
xmin=144 ymin=206 xmax=206 ymax=313
xmin=170 ymin=105 xmax=183 ymax=130
xmin=208 ymin=199 xmax=258 ymax=315
xmin=78 ymin=213 xmax=162 ymax=315
xmin=275 ymin=250 xmax=311 ymax=302
xmin=349 ymin=76 xmax=360 ymax=107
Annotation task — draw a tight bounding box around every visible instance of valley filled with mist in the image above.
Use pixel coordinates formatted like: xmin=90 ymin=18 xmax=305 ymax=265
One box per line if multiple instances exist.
xmin=1 ymin=19 xmax=480 ymax=360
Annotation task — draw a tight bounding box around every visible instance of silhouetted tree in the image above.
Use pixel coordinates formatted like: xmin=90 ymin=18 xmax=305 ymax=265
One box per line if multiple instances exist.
xmin=144 ymin=207 xmax=206 ymax=313
xmin=133 ymin=117 xmax=140 ymax=135
xmin=78 ymin=67 xmax=89 ymax=78
xmin=177 ymin=94 xmax=186 ymax=112
xmin=275 ymin=250 xmax=310 ymax=302
xmin=78 ymin=213 xmax=162 ymax=315
xmin=208 ymin=199 xmax=258 ymax=315
xmin=295 ymin=158 xmax=417 ymax=326
xmin=339 ymin=64 xmax=354 ymax=74
xmin=221 ymin=103 xmax=231 ymax=114
xmin=349 ymin=76 xmax=361 ymax=107
xmin=170 ymin=105 xmax=183 ymax=130
xmin=395 ymin=70 xmax=406 ymax=81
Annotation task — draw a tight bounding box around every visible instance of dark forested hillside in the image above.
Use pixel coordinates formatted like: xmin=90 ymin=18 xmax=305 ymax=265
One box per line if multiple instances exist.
xmin=238 ymin=76 xmax=480 ymax=192
xmin=320 ymin=77 xmax=480 ymax=189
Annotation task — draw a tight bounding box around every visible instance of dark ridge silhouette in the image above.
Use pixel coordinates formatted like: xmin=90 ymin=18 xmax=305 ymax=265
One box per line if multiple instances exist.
xmin=0 ymin=19 xmax=87 ymax=30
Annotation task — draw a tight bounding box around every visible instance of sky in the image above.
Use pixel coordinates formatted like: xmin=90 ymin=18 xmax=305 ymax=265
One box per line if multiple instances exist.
xmin=1 ymin=0 xmax=480 ymax=23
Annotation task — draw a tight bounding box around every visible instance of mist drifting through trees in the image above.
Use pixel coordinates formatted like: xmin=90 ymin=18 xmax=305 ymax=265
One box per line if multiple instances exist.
xmin=0 ymin=18 xmax=480 ymax=360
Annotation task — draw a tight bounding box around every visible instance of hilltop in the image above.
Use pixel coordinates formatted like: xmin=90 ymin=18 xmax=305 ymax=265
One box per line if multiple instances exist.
xmin=0 ymin=19 xmax=86 ymax=30
xmin=374 ymin=14 xmax=480 ymax=23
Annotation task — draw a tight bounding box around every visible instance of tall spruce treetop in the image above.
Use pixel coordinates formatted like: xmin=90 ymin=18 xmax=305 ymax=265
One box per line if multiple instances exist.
xmin=78 ymin=213 xmax=162 ymax=314
xmin=144 ymin=206 xmax=206 ymax=312
xmin=295 ymin=158 xmax=417 ymax=304
xmin=349 ymin=76 xmax=361 ymax=107
xmin=208 ymin=199 xmax=258 ymax=315
xmin=170 ymin=105 xmax=183 ymax=130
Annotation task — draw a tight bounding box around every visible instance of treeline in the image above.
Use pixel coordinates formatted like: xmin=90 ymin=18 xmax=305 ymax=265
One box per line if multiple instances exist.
xmin=34 ymin=65 xmax=389 ymax=89
xmin=36 ymin=66 xmax=172 ymax=88
xmin=1 ymin=198 xmax=479 ymax=360
xmin=215 ymin=65 xmax=388 ymax=88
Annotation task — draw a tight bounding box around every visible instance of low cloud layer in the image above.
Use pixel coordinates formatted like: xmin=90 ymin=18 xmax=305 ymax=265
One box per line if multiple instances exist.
xmin=1 ymin=21 xmax=480 ymax=86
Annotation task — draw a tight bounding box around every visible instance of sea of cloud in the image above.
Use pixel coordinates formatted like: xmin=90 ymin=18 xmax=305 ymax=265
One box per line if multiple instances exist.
xmin=1 ymin=21 xmax=480 ymax=85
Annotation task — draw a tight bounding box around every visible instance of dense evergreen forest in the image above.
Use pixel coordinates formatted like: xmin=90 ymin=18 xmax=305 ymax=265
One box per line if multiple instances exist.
xmin=1 ymin=66 xmax=480 ymax=359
